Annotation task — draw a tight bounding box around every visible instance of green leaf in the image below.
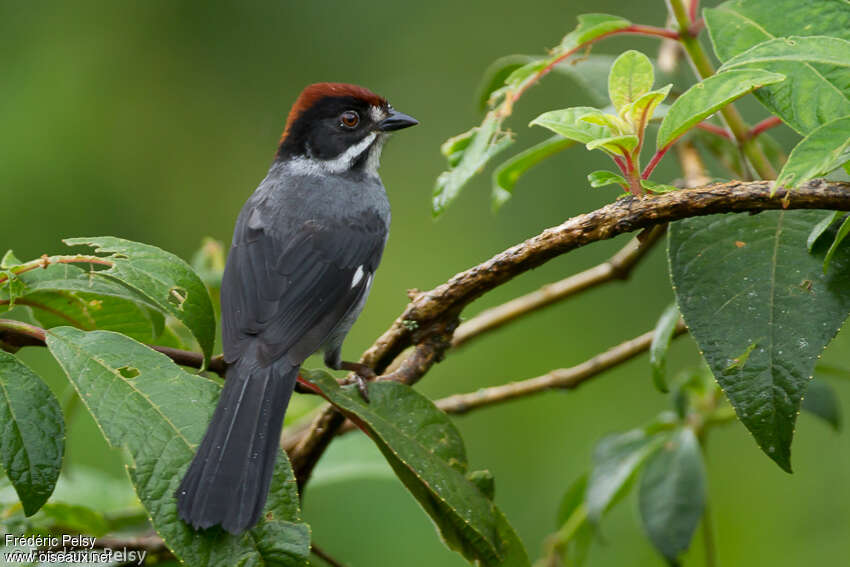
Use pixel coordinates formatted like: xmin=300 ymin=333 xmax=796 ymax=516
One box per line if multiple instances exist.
xmin=668 ymin=210 xmax=850 ymax=471
xmin=477 ymin=55 xmax=537 ymax=111
xmin=554 ymin=474 xmax=593 ymax=567
xmin=441 ymin=128 xmax=476 ymax=167
xmin=638 ymin=428 xmax=706 ymax=562
xmin=561 ymin=14 xmax=631 ymax=51
xmin=0 ymin=264 xmax=165 ymax=342
xmin=556 ymin=474 xmax=586 ymax=528
xmin=657 ymin=69 xmax=785 ymax=149
xmin=586 ymin=429 xmax=665 ymax=521
xmin=62 ymin=237 xmax=216 ymax=362
xmin=530 ymin=107 xmax=612 ymax=144
xmin=491 ymin=136 xmax=575 ymax=209
xmin=775 ymin=116 xmax=850 ymax=190
xmin=807 ymin=211 xmax=843 ymax=251
xmin=801 ymin=377 xmax=841 ymax=430
xmin=503 ymin=60 xmax=547 ymax=91
xmin=467 ymin=469 xmax=496 ymax=500
xmin=623 ymin=84 xmax=672 ymax=128
xmin=719 ymin=36 xmax=850 ymax=72
xmin=0 ymin=251 xmax=21 ymax=269
xmin=301 ymin=369 xmax=530 ymax=567
xmin=640 ymin=180 xmax=678 ymax=194
xmin=580 ymin=112 xmax=629 ymax=134
xmin=670 ymin=366 xmax=717 ymax=420
xmin=587 ymin=170 xmax=627 ymax=190
xmin=608 ymin=50 xmax=654 ymax=112
xmin=705 ymin=0 xmax=850 ymax=134
xmin=650 ymin=303 xmax=680 ymax=393
xmin=45 ymin=327 xmax=310 ymax=567
xmin=433 ymin=113 xmax=514 ymax=217
xmin=585 ymin=134 xmax=639 ymax=156
xmin=0 ymin=352 xmax=63 ymax=516
xmin=824 ymin=215 xmax=850 ymax=273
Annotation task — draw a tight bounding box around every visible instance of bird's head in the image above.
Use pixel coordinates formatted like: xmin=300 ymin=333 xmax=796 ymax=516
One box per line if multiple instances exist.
xmin=276 ymin=82 xmax=417 ymax=177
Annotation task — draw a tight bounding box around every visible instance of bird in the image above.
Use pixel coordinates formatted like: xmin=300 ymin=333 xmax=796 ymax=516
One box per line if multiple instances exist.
xmin=175 ymin=82 xmax=417 ymax=534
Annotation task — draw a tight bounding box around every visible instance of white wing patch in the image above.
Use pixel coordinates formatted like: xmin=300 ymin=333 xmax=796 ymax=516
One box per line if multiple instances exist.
xmin=351 ymin=265 xmax=366 ymax=288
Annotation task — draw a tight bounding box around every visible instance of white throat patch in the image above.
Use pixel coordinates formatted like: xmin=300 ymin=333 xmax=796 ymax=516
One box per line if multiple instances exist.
xmin=286 ymin=105 xmax=388 ymax=178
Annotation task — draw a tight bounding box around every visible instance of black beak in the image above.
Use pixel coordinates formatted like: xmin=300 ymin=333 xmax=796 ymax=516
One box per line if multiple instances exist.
xmin=377 ymin=110 xmax=419 ymax=132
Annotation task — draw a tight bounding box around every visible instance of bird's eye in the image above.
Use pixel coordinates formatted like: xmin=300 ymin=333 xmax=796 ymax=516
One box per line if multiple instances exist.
xmin=340 ymin=111 xmax=359 ymax=129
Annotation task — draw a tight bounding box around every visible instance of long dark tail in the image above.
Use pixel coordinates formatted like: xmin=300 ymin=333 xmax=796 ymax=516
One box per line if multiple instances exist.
xmin=176 ymin=352 xmax=298 ymax=534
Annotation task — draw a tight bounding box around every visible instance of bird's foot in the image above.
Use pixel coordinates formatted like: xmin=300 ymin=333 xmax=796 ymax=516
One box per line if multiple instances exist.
xmin=339 ymin=361 xmax=376 ymax=403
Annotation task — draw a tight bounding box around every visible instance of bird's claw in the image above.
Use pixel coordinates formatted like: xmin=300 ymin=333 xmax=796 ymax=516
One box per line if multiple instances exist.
xmin=353 ymin=375 xmax=370 ymax=403
xmin=339 ymin=361 xmax=376 ymax=403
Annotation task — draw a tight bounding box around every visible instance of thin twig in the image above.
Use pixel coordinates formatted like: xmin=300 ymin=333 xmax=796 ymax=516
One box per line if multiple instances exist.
xmin=0 ymin=254 xmax=113 ymax=285
xmin=452 ymin=226 xmax=666 ymax=348
xmin=437 ymin=322 xmax=687 ymax=414
xmin=94 ymin=534 xmax=168 ymax=553
xmin=0 ymin=318 xmax=227 ymax=375
xmin=311 ymin=543 xmax=348 ymax=567
xmin=149 ymin=345 xmax=227 ymax=376
xmin=324 ymin=322 xmax=688 ymax=439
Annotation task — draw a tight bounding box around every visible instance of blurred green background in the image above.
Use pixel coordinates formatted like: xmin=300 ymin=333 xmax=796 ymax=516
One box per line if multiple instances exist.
xmin=1 ymin=1 xmax=848 ymax=565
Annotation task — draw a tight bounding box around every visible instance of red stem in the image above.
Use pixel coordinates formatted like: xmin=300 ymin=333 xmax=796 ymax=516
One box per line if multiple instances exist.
xmin=748 ymin=116 xmax=782 ymax=138
xmin=689 ymin=0 xmax=700 ymax=24
xmin=511 ymin=24 xmax=679 ymax=105
xmin=620 ymin=149 xmax=644 ymax=196
xmin=627 ymin=25 xmax=681 ymax=40
xmin=612 ymin=156 xmax=629 ymax=178
xmin=689 ymin=18 xmax=705 ymax=36
xmin=695 ymin=121 xmax=732 ymax=140
xmin=642 ymin=143 xmax=673 ymax=179
xmin=622 ymin=148 xmax=636 ymax=174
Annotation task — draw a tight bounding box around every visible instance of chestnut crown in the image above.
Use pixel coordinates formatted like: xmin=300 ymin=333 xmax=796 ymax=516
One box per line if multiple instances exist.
xmin=276 ymin=83 xmax=417 ymax=167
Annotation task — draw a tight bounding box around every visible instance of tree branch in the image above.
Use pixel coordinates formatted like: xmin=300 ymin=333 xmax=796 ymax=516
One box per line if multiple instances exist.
xmin=0 ymin=318 xmax=227 ymax=375
xmin=438 ymin=321 xmax=687 ymax=414
xmin=289 ymin=179 xmax=850 ymax=488
xmin=452 ymin=225 xmax=666 ymax=348
xmin=309 ymin=321 xmax=688 ymax=440
xmin=365 ymin=180 xmax=850 ymax=372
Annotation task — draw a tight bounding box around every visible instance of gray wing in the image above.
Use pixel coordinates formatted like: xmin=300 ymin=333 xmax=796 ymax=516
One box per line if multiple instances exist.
xmin=221 ymin=198 xmax=387 ymax=367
